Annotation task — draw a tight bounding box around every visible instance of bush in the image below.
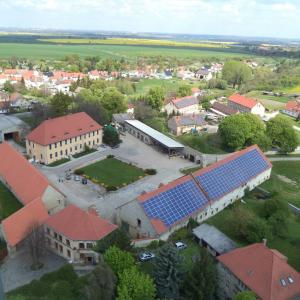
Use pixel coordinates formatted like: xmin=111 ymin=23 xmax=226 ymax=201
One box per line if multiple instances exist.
xmin=146 ymin=240 xmax=166 ymax=250
xmin=107 ymin=154 xmax=115 ymax=159
xmin=245 ymin=218 xmax=272 ymax=243
xmin=145 ymin=168 xmax=157 ymax=175
xmin=262 ymin=198 xmax=289 ymax=219
xmin=169 ymin=227 xmax=189 ymax=242
xmin=74 ymin=169 xmax=84 ymax=175
xmin=106 ymin=185 xmax=117 ymax=192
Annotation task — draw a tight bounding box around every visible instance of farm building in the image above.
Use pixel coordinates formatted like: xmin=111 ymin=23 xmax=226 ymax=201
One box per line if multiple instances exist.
xmin=164 ymin=95 xmax=200 ymax=115
xmin=210 ymin=102 xmax=239 ymax=117
xmin=167 ymin=115 xmax=207 ymax=135
xmin=0 ymin=114 xmax=29 ymax=142
xmin=282 ymin=100 xmax=300 ymax=119
xmin=125 ymin=119 xmax=184 ymax=155
xmin=117 ymin=145 xmax=272 ymax=241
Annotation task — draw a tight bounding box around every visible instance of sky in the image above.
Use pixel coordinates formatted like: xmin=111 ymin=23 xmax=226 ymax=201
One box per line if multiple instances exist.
xmin=0 ymin=0 xmax=299 ymax=39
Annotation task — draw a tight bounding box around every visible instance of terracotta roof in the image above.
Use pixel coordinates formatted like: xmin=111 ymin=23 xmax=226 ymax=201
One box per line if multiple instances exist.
xmin=45 ymin=205 xmax=117 ymax=241
xmin=2 ymin=198 xmax=49 ymax=247
xmin=285 ymin=101 xmax=300 ymax=112
xmin=0 ymin=142 xmax=49 ymax=205
xmin=27 ymin=112 xmax=102 ymax=146
xmin=228 ymin=94 xmax=259 ymax=109
xmin=212 ymin=102 xmax=239 ymax=116
xmin=218 ymin=243 xmax=300 ymax=300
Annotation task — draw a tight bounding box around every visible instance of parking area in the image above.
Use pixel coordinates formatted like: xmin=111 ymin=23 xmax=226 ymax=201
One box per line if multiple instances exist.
xmin=39 ymin=133 xmax=194 ymax=220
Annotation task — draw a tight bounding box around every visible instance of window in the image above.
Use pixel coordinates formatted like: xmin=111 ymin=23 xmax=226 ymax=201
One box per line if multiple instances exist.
xmin=65 ymin=140 xmax=67 ymax=145
xmin=55 ymin=152 xmax=58 ymax=157
xmin=47 ymin=228 xmax=50 ymax=235
xmin=59 ymin=235 xmax=62 ymax=242
xmin=79 ymin=243 xmax=85 ymax=249
xmin=288 ymin=276 xmax=294 ymax=284
xmin=65 ymin=149 xmax=68 ymax=155
xmin=75 ymin=146 xmax=77 ymax=151
xmin=66 ymin=239 xmax=70 ymax=247
xmin=137 ymin=219 xmax=141 ymax=227
xmin=97 ymin=139 xmax=99 ymax=143
xmin=59 ymin=245 xmax=63 ymax=253
xmin=50 ymin=154 xmax=52 ymax=159
xmin=93 ymin=131 xmax=95 ymax=136
xmin=67 ymin=250 xmax=71 ymax=257
xmin=86 ymin=243 xmax=93 ymax=249
xmin=55 ymin=143 xmax=57 ymax=148
xmin=93 ymin=140 xmax=95 ymax=145
xmin=60 ymin=141 xmax=62 ymax=146
xmin=54 ymin=232 xmax=58 ymax=239
xmin=49 ymin=144 xmax=52 ymax=150
xmin=60 ymin=150 xmax=63 ymax=156
xmin=70 ymin=147 xmax=72 ymax=153
xmin=75 ymin=137 xmax=77 ymax=142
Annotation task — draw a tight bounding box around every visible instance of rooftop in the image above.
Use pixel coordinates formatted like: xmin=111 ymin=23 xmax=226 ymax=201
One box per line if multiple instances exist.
xmin=125 ymin=119 xmax=184 ymax=149
xmin=218 ymin=243 xmax=300 ymax=300
xmin=212 ymin=102 xmax=239 ymax=116
xmin=45 ymin=204 xmax=117 ymax=241
xmin=27 ymin=112 xmax=102 ymax=146
xmin=228 ymin=94 xmax=259 ymax=109
xmin=171 ymin=95 xmax=199 ymax=109
xmin=169 ymin=115 xmax=207 ymax=127
xmin=138 ymin=145 xmax=271 ymax=235
xmin=192 ymin=223 xmax=237 ymax=254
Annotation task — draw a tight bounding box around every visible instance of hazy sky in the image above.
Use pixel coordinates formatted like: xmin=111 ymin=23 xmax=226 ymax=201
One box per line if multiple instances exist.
xmin=0 ymin=0 xmax=299 ymax=39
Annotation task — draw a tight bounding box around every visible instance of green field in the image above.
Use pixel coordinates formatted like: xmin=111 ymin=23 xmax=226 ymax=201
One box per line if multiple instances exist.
xmin=0 ymin=43 xmax=252 ymax=60
xmin=78 ymin=157 xmax=145 ymax=188
xmin=0 ymin=182 xmax=23 ymax=221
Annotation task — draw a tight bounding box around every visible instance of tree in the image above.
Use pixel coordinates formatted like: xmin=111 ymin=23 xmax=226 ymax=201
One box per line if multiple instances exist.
xmin=49 ymin=92 xmax=73 ymax=116
xmin=103 ymin=125 xmax=121 ymax=146
xmin=147 ymin=86 xmax=165 ymax=110
xmin=182 ymin=249 xmax=217 ymax=300
xmin=268 ymin=211 xmax=289 ymax=238
xmin=177 ymin=85 xmax=192 ymax=97
xmin=104 ymin=246 xmax=135 ymax=275
xmin=26 ymin=223 xmax=46 ymax=270
xmin=134 ymin=101 xmax=157 ymax=121
xmin=153 ymin=244 xmax=184 ymax=299
xmin=219 ymin=113 xmax=268 ymax=150
xmin=244 ymin=218 xmax=272 ymax=243
xmin=117 ymin=267 xmax=156 ymax=300
xmin=95 ymin=228 xmax=132 ymax=253
xmin=262 ymin=198 xmax=289 ymax=219
xmin=100 ymin=87 xmax=127 ymax=118
xmin=222 ymin=61 xmax=252 ymax=88
xmin=3 ymin=81 xmax=15 ymax=93
xmin=234 ymin=291 xmax=257 ymax=300
xmin=266 ymin=115 xmax=298 ymax=153
xmin=83 ymin=262 xmax=117 ymax=300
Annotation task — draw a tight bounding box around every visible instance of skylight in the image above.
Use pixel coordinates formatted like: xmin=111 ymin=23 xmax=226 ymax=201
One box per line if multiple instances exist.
xmin=280 ymin=278 xmax=287 ymax=286
xmin=287 ymin=276 xmax=294 ymax=284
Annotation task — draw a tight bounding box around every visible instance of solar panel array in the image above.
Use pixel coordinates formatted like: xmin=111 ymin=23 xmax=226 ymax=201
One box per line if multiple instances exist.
xmin=195 ymin=148 xmax=270 ymax=200
xmin=142 ymin=179 xmax=208 ymax=227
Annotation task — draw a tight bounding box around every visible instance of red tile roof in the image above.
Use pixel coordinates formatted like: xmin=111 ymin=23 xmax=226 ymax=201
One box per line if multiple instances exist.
xmin=27 ymin=112 xmax=102 ymax=146
xmin=45 ymin=205 xmax=117 ymax=241
xmin=228 ymin=94 xmax=259 ymax=109
xmin=218 ymin=243 xmax=300 ymax=300
xmin=2 ymin=198 xmax=49 ymax=247
xmin=0 ymin=142 xmax=49 ymax=205
xmin=285 ymin=101 xmax=300 ymax=112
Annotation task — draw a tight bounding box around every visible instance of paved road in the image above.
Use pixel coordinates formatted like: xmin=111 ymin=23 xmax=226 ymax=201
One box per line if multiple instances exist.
xmin=38 ymin=134 xmax=194 ymax=221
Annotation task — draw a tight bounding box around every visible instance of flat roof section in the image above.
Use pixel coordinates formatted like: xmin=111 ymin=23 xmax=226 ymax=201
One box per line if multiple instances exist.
xmin=193 ymin=223 xmax=237 ymax=255
xmin=125 ymin=119 xmax=184 ymax=149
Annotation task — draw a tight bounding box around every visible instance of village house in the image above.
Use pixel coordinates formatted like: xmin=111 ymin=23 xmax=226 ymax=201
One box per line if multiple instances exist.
xmin=210 ymin=101 xmax=239 ymax=117
xmin=217 ymin=242 xmax=300 ymax=300
xmin=26 ymin=112 xmax=102 ymax=165
xmin=167 ymin=115 xmax=207 ymax=135
xmin=195 ymin=68 xmax=213 ymax=81
xmin=117 ymin=145 xmax=272 ymax=242
xmin=228 ymin=94 xmax=265 ymax=117
xmin=0 ymin=142 xmax=65 ymax=254
xmin=45 ymin=204 xmax=117 ymax=264
xmin=282 ymin=100 xmax=300 ymax=119
xmin=164 ymin=95 xmax=200 ymax=115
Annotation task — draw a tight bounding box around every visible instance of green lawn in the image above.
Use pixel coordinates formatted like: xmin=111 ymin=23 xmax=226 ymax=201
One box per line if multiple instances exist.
xmin=180 ymin=165 xmax=202 ymax=175
xmin=0 ymin=43 xmax=253 ymax=60
xmin=78 ymin=158 xmax=146 ymax=188
xmin=72 ymin=148 xmax=97 ymax=158
xmin=207 ymin=199 xmax=300 ymax=271
xmin=47 ymin=158 xmax=70 ymax=167
xmin=0 ymin=182 xmax=23 ymax=221
xmin=246 ymin=90 xmax=290 ymax=104
xmin=177 ymin=133 xmax=228 ymax=154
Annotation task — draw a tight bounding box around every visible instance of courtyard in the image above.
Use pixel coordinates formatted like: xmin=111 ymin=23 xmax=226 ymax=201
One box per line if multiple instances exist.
xmin=78 ymin=157 xmax=146 ymax=189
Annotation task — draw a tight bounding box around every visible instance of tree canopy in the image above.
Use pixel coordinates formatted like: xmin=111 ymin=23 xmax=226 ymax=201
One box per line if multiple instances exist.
xmin=177 ymin=85 xmax=192 ymax=97
xmin=222 ymin=61 xmax=252 ymax=88
xmin=233 ymin=291 xmax=257 ymax=300
xmin=146 ymin=86 xmax=165 ymax=110
xmin=103 ymin=125 xmax=121 ymax=147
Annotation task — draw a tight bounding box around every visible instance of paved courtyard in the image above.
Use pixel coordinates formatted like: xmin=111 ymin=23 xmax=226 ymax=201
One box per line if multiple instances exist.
xmin=38 ymin=133 xmax=194 ymax=221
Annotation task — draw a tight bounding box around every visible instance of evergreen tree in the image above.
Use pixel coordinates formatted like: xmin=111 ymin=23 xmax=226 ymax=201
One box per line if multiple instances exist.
xmin=153 ymin=244 xmax=184 ymax=299
xmin=103 ymin=125 xmax=121 ymax=146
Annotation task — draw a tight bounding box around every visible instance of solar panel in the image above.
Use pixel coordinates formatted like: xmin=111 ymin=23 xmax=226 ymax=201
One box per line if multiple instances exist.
xmin=142 ymin=179 xmax=208 ymax=227
xmin=195 ymin=148 xmax=269 ymax=200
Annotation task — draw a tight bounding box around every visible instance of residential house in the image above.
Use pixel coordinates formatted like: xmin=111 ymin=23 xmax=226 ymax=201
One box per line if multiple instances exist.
xmin=167 ymin=115 xmax=207 ymax=135
xmin=211 ymin=102 xmax=239 ymax=117
xmin=45 ymin=205 xmax=117 ymax=264
xmin=282 ymin=100 xmax=300 ymax=119
xmin=0 ymin=142 xmax=65 ymax=253
xmin=228 ymin=94 xmax=265 ymax=116
xmin=26 ymin=112 xmax=102 ymax=165
xmin=117 ymin=145 xmax=272 ymax=241
xmin=192 ymin=223 xmax=237 ymax=257
xmin=217 ymin=242 xmax=300 ymax=300
xmin=164 ymin=95 xmax=200 ymax=115
xmin=127 ymin=103 xmax=135 ymax=114
xmin=195 ymin=68 xmax=213 ymax=81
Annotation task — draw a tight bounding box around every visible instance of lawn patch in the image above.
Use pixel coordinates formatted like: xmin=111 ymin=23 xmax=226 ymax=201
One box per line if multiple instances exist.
xmin=47 ymin=158 xmax=70 ymax=167
xmin=72 ymin=148 xmax=97 ymax=158
xmin=180 ymin=165 xmax=202 ymax=175
xmin=0 ymin=182 xmax=23 ymax=221
xmin=77 ymin=158 xmax=146 ymax=189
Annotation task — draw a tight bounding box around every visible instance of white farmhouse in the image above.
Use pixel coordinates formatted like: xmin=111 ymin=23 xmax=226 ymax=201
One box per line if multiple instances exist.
xmin=164 ymin=95 xmax=199 ymax=115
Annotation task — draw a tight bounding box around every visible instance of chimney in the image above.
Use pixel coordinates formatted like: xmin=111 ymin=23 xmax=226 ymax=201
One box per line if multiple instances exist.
xmin=262 ymin=238 xmax=267 ymax=246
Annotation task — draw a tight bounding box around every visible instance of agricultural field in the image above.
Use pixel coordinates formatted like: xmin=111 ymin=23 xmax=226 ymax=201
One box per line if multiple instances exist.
xmin=0 ymin=43 xmax=252 ymax=60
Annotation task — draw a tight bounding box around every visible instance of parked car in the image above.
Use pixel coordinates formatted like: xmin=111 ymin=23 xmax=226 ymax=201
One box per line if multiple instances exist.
xmin=65 ymin=174 xmax=71 ymax=180
xmin=82 ymin=178 xmax=88 ymax=185
xmin=74 ymin=175 xmax=80 ymax=181
xmin=111 ymin=144 xmax=120 ymax=149
xmin=139 ymin=251 xmax=155 ymax=262
xmin=175 ymin=241 xmax=187 ymax=250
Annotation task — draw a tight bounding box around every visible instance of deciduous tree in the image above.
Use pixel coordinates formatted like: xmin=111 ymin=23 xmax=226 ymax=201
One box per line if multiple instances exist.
xmin=222 ymin=61 xmax=252 ymax=88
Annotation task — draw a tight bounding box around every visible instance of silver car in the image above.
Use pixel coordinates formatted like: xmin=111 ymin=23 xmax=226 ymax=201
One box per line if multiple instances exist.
xmin=139 ymin=251 xmax=155 ymax=262
xmin=175 ymin=241 xmax=187 ymax=250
